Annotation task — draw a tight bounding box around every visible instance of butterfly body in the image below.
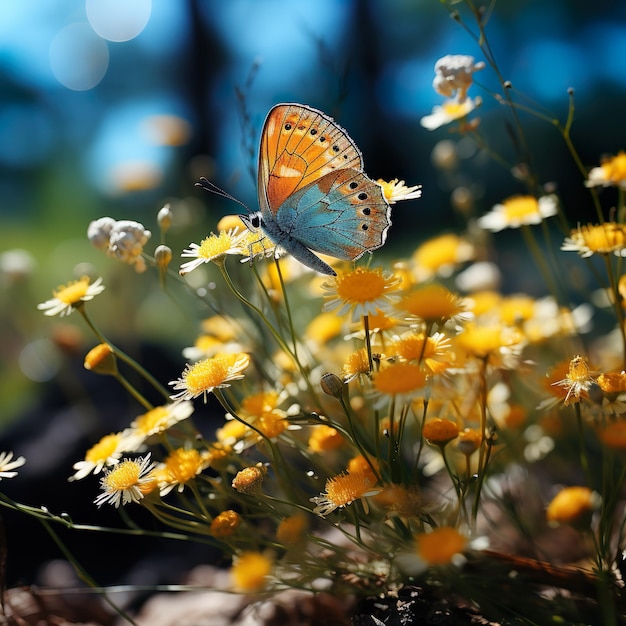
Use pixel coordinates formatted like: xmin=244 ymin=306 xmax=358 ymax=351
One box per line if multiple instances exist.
xmin=240 ymin=103 xmax=391 ymax=276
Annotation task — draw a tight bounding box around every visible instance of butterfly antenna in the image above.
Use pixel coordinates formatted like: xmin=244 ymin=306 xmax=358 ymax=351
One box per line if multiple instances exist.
xmin=195 ymin=177 xmax=249 ymax=212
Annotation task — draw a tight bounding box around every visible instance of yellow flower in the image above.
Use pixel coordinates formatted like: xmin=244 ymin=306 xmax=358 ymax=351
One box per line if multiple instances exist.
xmin=210 ymin=510 xmax=241 ymax=538
xmin=372 ymin=362 xmax=428 ymax=404
xmin=413 ymin=234 xmax=475 ymax=279
xmin=342 ymin=348 xmax=372 ymax=381
xmin=546 ymin=486 xmax=600 ymax=525
xmin=420 ymin=97 xmax=480 ymax=130
xmin=308 ymin=424 xmax=344 ymax=453
xmin=454 ymin=323 xmax=525 ymax=368
xmin=94 ymin=454 xmax=157 ymax=507
xmin=585 ymin=152 xmax=626 ymax=189
xmin=311 ymin=471 xmax=380 ymax=516
xmin=376 ymin=178 xmax=422 ymax=204
xmin=416 ymin=527 xmax=468 ymax=564
xmin=70 ymin=432 xmax=130 ymax=481
xmin=129 ymin=402 xmax=194 ymax=443
xmin=38 ymin=276 xmax=105 ymax=317
xmin=232 ymin=464 xmax=266 ymax=494
xmin=422 ymin=418 xmax=460 ymax=446
xmin=305 ymin=311 xmax=344 ymax=345
xmin=455 ymin=428 xmax=482 ymax=456
xmin=158 ymin=447 xmax=208 ymax=496
xmin=179 ymin=230 xmax=247 ymax=274
xmin=551 ymin=355 xmax=596 ymax=406
xmin=477 ymin=195 xmax=558 ymax=232
xmin=276 ymin=514 xmax=308 ymax=545
xmin=392 ymin=331 xmax=452 ymax=373
xmin=561 ymin=223 xmax=626 ymax=257
xmin=322 ymin=267 xmax=401 ymax=321
xmin=396 ymin=284 xmax=468 ymax=326
xmin=169 ymin=353 xmax=250 ymax=402
xmin=231 ymin=551 xmax=273 ymax=592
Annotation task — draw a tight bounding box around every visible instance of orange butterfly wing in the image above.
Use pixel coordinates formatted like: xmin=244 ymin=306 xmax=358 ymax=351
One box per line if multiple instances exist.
xmin=258 ymin=104 xmax=364 ymax=214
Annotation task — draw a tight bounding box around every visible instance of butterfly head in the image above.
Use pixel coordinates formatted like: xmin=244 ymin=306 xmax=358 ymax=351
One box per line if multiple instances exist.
xmin=239 ymin=212 xmax=264 ymax=233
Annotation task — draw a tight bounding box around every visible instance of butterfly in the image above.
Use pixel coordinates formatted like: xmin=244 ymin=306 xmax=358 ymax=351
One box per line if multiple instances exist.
xmin=239 ymin=103 xmax=391 ymax=276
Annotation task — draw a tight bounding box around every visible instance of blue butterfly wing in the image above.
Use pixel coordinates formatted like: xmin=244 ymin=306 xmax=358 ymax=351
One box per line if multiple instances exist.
xmin=274 ymin=168 xmax=391 ymax=261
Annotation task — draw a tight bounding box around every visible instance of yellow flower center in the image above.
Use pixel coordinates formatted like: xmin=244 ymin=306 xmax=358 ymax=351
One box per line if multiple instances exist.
xmin=572 ymin=223 xmax=626 ymax=253
xmin=373 ymin=362 xmax=426 ymax=395
xmin=567 ymin=355 xmax=591 ymax=383
xmin=164 ymin=448 xmax=203 ymax=483
xmin=134 ymin=406 xmax=170 ymax=434
xmin=53 ymin=276 xmax=91 ymax=305
xmin=232 ymin=465 xmax=266 ymax=494
xmin=183 ymin=353 xmax=249 ymax=394
xmin=231 ymin=552 xmax=272 ymax=592
xmin=84 ymin=343 xmax=115 ymax=372
xmin=456 ymin=325 xmax=513 ymax=357
xmin=416 ymin=527 xmax=467 ymax=564
xmin=546 ymin=486 xmax=595 ymax=523
xmin=241 ymin=391 xmax=280 ymax=416
xmin=500 ymin=196 xmax=539 ymax=221
xmin=257 ymin=411 xmax=287 ymax=438
xmin=325 ymin=471 xmax=376 ymax=507
xmin=601 ymin=152 xmax=626 ymax=183
xmin=498 ymin=296 xmax=536 ymax=324
xmin=103 ymin=459 xmax=142 ymax=491
xmin=442 ymin=100 xmax=470 ymax=118
xmin=86 ymin=434 xmax=121 ymax=463
xmin=343 ymin=348 xmax=371 ymax=378
xmin=306 ymin=312 xmax=344 ymax=343
xmin=308 ymin=424 xmax=344 ymax=453
xmin=210 ymin=509 xmax=241 ymax=538
xmin=414 ymin=234 xmax=467 ymax=271
xmin=197 ymin=232 xmax=235 ymax=260
xmin=422 ymin=418 xmax=460 ymax=445
xmin=335 ymin=267 xmax=388 ymax=304
xmin=398 ymin=285 xmax=463 ymax=323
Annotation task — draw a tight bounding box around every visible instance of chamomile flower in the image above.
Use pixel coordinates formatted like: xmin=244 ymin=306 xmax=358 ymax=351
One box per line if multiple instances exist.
xmin=371 ymin=361 xmax=428 ymax=407
xmin=231 ymin=551 xmax=273 ymax=592
xmin=38 ymin=276 xmax=105 ymax=317
xmin=377 ymin=178 xmax=422 ymax=204
xmin=179 ymin=230 xmax=246 ymax=275
xmin=128 ymin=401 xmax=195 ymax=445
xmin=69 ymin=432 xmax=132 ymax=481
xmin=0 ymin=451 xmax=25 ymax=480
xmin=322 ymin=267 xmax=401 ymax=322
xmin=561 ymin=223 xmax=626 ymax=257
xmin=420 ymin=97 xmax=480 ymax=131
xmin=311 ymin=471 xmax=381 ymax=517
xmin=585 ymin=151 xmax=626 ymax=190
xmin=396 ymin=527 xmax=475 ymax=575
xmin=477 ymin=195 xmax=558 ymax=232
xmin=157 ymin=447 xmax=209 ymax=496
xmin=551 ymin=355 xmax=596 ymax=406
xmin=94 ymin=454 xmax=157 ymax=507
xmin=169 ymin=352 xmax=250 ymax=402
xmin=396 ymin=284 xmax=469 ymax=327
xmin=413 ymin=233 xmax=475 ymax=280
xmin=546 ymin=486 xmax=600 ymax=525
xmin=391 ymin=331 xmax=453 ymax=374
xmin=210 ymin=510 xmax=241 ymax=538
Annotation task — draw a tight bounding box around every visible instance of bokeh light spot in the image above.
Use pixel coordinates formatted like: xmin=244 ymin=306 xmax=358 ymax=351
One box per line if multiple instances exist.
xmin=86 ymin=0 xmax=152 ymax=42
xmin=49 ymin=23 xmax=109 ymax=91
